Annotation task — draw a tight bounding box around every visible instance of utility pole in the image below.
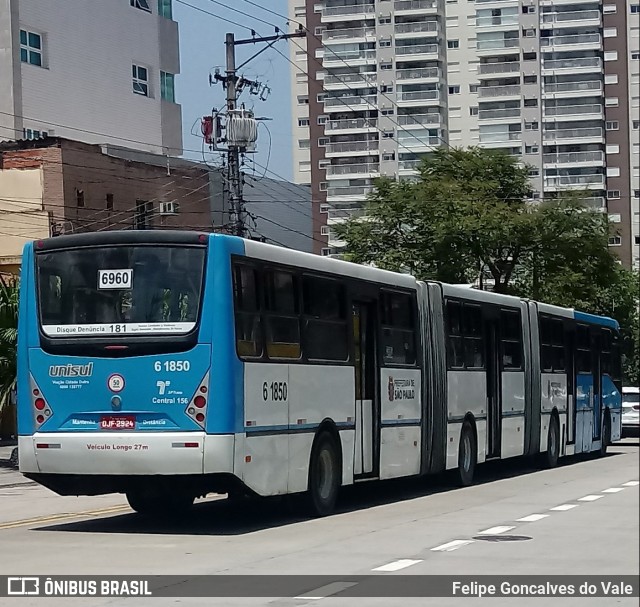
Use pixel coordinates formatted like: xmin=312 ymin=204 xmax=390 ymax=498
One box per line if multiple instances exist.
xmin=225 ymin=33 xmax=244 ymax=237
xmin=207 ymin=28 xmax=306 ymax=238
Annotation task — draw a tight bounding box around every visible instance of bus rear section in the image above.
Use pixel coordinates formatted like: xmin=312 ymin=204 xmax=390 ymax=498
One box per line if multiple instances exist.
xmin=16 ymin=232 xmax=236 ymax=507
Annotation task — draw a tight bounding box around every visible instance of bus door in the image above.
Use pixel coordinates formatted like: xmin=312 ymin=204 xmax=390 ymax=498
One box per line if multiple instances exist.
xmin=485 ymin=310 xmax=502 ymax=459
xmin=353 ymin=300 xmax=378 ymax=477
xmin=592 ymin=330 xmax=602 ymax=441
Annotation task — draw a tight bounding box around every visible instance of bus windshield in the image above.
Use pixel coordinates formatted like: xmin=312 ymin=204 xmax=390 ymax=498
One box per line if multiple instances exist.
xmin=36 ymin=245 xmax=205 ymax=338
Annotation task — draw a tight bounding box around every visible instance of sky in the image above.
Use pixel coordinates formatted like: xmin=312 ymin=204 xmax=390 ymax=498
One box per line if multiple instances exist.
xmin=173 ymin=0 xmax=294 ymax=182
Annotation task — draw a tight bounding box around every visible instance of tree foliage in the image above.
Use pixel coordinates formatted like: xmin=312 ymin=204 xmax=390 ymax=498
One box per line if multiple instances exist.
xmin=335 ymin=146 xmax=640 ymax=383
xmin=0 ymin=275 xmax=18 ymax=408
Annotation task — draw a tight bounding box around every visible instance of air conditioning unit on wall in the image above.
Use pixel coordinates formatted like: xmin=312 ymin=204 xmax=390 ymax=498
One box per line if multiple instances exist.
xmin=159 ymin=201 xmax=179 ymax=215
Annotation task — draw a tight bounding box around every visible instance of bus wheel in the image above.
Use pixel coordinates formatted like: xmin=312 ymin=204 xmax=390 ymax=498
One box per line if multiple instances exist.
xmin=307 ymin=431 xmax=341 ymax=517
xmin=545 ymin=416 xmax=560 ymax=469
xmin=126 ymin=489 xmax=194 ymax=518
xmin=457 ymin=421 xmax=476 ymax=487
xmin=598 ymin=414 xmax=611 ymax=457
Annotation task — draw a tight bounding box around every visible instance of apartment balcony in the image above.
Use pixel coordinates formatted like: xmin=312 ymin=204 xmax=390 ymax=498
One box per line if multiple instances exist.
xmin=395 ymin=43 xmax=439 ymax=60
xmin=540 ymin=34 xmax=602 ymax=51
xmin=325 ymin=140 xmax=379 ymax=157
xmin=541 ymin=10 xmax=601 ymax=28
xmin=323 ymin=72 xmax=377 ymax=90
xmin=327 ymin=207 xmax=366 ymax=222
xmin=475 ymin=0 xmax=518 ymax=4
xmin=544 ymin=174 xmax=605 ymax=189
xmin=397 ymin=89 xmax=440 ymax=106
xmin=326 ymin=163 xmax=380 ymax=178
xmin=326 ymin=185 xmax=375 ymax=201
xmin=478 ymin=84 xmax=521 ymax=99
xmin=542 ymin=56 xmax=603 ymax=74
xmin=394 ymin=21 xmax=439 ymax=39
xmin=475 ymin=15 xmax=519 ymax=30
xmin=543 ymin=80 xmax=602 ymax=97
xmin=581 ymin=196 xmax=606 ymax=210
xmin=396 ymin=67 xmax=440 ymax=83
xmin=479 ymin=131 xmax=522 ymax=144
xmin=323 ymin=26 xmax=376 ymax=44
xmin=478 ymin=107 xmax=522 ymax=121
xmin=398 ymin=159 xmax=422 ymax=172
xmin=543 ymin=104 xmax=603 ymax=121
xmin=394 ymin=0 xmax=438 ymax=15
xmin=476 ymin=38 xmax=520 ymax=53
xmin=323 ymin=49 xmax=377 ymax=67
xmin=477 ymin=61 xmax=520 ymax=77
xmin=542 ymin=151 xmax=606 ymax=167
xmin=397 ymin=113 xmax=442 ymax=127
xmin=321 ymin=3 xmax=375 ymax=22
xmin=323 ymin=94 xmax=377 ymax=112
xmin=326 ymin=117 xmax=378 ymax=134
xmin=543 ymin=127 xmax=604 ymax=143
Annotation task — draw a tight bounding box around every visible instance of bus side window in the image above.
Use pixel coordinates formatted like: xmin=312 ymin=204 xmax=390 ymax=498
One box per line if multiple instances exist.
xmin=576 ymin=324 xmax=591 ymax=373
xmin=462 ymin=303 xmax=484 ymax=369
xmin=446 ymin=300 xmax=464 ymax=369
xmin=380 ymin=291 xmax=416 ymax=366
xmin=264 ymin=269 xmax=301 ymax=360
xmin=500 ymin=309 xmax=522 ymax=370
xmin=233 ymin=264 xmax=263 ymax=358
xmin=302 ymin=276 xmax=348 ymax=361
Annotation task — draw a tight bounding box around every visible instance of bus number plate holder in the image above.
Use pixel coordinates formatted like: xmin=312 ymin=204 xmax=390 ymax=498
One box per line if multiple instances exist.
xmin=100 ymin=415 xmax=135 ymax=430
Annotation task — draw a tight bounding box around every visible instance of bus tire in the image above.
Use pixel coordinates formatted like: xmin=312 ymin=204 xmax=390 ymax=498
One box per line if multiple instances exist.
xmin=126 ymin=489 xmax=194 ymax=518
xmin=307 ymin=431 xmax=341 ymax=517
xmin=544 ymin=415 xmax=560 ymax=469
xmin=598 ymin=413 xmax=611 ymax=457
xmin=457 ymin=421 xmax=476 ymax=487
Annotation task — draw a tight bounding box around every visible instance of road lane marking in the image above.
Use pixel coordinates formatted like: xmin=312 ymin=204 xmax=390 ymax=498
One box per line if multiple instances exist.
xmin=372 ymin=559 xmax=422 ymax=572
xmin=602 ymin=488 xmax=624 ymax=493
xmin=294 ymin=582 xmax=358 ymax=600
xmin=550 ymin=504 xmax=578 ymax=511
xmin=431 ymin=540 xmax=474 ymax=552
xmin=516 ymin=514 xmax=549 ymax=522
xmin=622 ymin=481 xmax=639 ymax=487
xmin=0 ymin=505 xmax=130 ymax=530
xmin=477 ymin=525 xmax=515 ymax=535
xmin=578 ymin=495 xmax=604 ymax=502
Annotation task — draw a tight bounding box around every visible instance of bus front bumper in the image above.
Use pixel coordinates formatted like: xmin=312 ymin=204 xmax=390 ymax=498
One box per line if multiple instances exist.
xmin=18 ymin=432 xmax=235 ymax=476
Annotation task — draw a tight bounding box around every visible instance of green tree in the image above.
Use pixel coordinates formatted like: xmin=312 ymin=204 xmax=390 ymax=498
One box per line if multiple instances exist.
xmin=336 ymin=146 xmax=639 ymax=383
xmin=0 ymin=275 xmax=18 ymax=408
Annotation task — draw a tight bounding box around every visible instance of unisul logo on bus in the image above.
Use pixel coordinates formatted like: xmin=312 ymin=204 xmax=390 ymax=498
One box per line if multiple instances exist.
xmin=49 ymin=363 xmax=94 ymax=377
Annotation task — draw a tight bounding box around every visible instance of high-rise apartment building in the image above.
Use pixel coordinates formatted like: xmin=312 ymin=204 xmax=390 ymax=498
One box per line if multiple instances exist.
xmin=0 ymin=0 xmax=182 ymax=155
xmin=290 ymin=0 xmax=639 ymax=269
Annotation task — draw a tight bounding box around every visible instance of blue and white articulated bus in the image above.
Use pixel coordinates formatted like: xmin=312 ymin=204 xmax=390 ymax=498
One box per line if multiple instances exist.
xmin=17 ymin=231 xmax=623 ymax=516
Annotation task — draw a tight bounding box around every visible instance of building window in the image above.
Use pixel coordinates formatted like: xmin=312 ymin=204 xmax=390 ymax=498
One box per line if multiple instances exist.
xmin=132 ymin=64 xmax=149 ymax=96
xmin=603 ymin=4 xmax=616 ymax=12
xmin=380 ymin=39 xmax=392 ymax=47
xmin=608 ymin=235 xmax=622 ymax=246
xmin=158 ymin=0 xmax=172 ymax=18
xmin=631 ymin=4 xmax=639 ymax=13
xmin=76 ymin=189 xmax=85 ymax=208
xmin=523 ymin=75 xmax=537 ymax=84
xmin=525 ymin=145 xmax=539 ymax=154
xmin=607 ymin=167 xmax=620 ymax=177
xmin=19 ymin=30 xmax=43 ymax=67
xmin=319 ymin=182 xmax=329 ymax=191
xmin=294 ymin=5 xmax=306 ymax=17
xmin=320 ymin=204 xmax=329 ymax=213
xmin=523 ymin=52 xmax=536 ymax=61
xmin=298 ymin=95 xmax=309 ymax=105
xmin=130 ymin=0 xmax=151 ymax=12
xmin=160 ymin=71 xmax=175 ymax=102
xmin=22 ymin=128 xmax=47 ymax=140
xmin=522 ymin=5 xmax=536 ymax=13
xmin=608 ymin=213 xmax=621 ymax=223
xmin=604 ymin=51 xmax=618 ymax=61
xmin=381 ymin=108 xmax=394 ymax=115
xmin=523 ymin=28 xmax=536 ymax=37
xmin=470 ymin=106 xmax=478 ymax=116
xmin=524 ymin=98 xmax=538 ymax=107
xmin=298 ymin=139 xmax=310 ymax=149
xmin=448 ymin=85 xmax=461 ymax=94
xmin=299 ymin=160 xmax=311 ymax=172
xmin=633 ymin=121 xmax=640 ymax=130
xmin=318 ymin=137 xmax=329 ymax=146
xmin=603 ymin=27 xmax=617 ymax=38
xmin=382 ymin=152 xmax=395 ymax=161
xmin=524 ymin=121 xmax=538 ymax=130
xmin=469 ymin=84 xmax=479 ymax=93
xmin=607 ymin=190 xmax=621 ymax=199
xmin=106 ymin=193 xmax=114 ymax=210
xmin=380 ymin=62 xmax=393 ymax=70
xmin=298 ymin=118 xmax=310 ymax=127
xmin=632 ymin=51 xmax=640 ymax=60
xmin=382 ymin=131 xmax=394 ymax=138
xmin=320 ymin=225 xmax=330 ymax=236
xmin=318 ymin=159 xmax=331 ymax=169
xmin=606 ymin=121 xmax=619 ymax=130
xmin=379 ymin=16 xmax=392 ymax=24
xmin=634 ymin=190 xmax=640 ymax=198
xmin=317 ymin=115 xmax=328 ymax=125
xmin=447 ymin=40 xmax=459 ymax=49
xmin=380 ymin=84 xmax=393 ymax=93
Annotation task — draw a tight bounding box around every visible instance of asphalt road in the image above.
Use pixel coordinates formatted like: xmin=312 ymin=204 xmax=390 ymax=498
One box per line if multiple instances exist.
xmin=0 ymin=439 xmax=637 ymax=606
